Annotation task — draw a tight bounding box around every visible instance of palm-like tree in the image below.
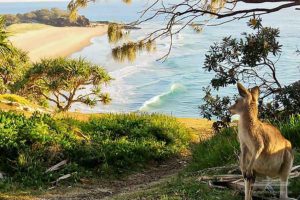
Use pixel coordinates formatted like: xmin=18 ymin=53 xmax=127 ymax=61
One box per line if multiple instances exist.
xmin=0 ymin=16 xmax=11 ymax=55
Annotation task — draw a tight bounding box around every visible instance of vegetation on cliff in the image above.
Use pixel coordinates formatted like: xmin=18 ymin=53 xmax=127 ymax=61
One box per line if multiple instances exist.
xmin=4 ymin=8 xmax=90 ymax=27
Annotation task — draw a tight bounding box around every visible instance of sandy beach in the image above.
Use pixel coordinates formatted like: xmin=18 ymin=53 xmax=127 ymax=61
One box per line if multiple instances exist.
xmin=8 ymin=24 xmax=108 ymax=62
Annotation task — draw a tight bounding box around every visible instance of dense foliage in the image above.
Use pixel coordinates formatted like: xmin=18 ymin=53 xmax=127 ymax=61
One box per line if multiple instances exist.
xmin=14 ymin=57 xmax=112 ymax=111
xmin=4 ymin=8 xmax=90 ymax=27
xmin=200 ymin=18 xmax=300 ymax=131
xmin=263 ymin=81 xmax=300 ymax=120
xmin=0 ymin=16 xmax=11 ymax=55
xmin=0 ymin=46 xmax=30 ymax=93
xmin=204 ymin=18 xmax=281 ymax=93
xmin=0 ymin=17 xmax=28 ymax=93
xmin=0 ymin=111 xmax=190 ymax=189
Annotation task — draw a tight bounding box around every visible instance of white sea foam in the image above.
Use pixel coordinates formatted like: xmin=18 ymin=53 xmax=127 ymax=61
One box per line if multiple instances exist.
xmin=139 ymin=83 xmax=186 ymax=111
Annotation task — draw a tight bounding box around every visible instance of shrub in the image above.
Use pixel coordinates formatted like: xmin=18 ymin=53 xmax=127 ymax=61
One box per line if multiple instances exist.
xmin=69 ymin=113 xmax=191 ymax=172
xmin=0 ymin=111 xmax=191 ymax=189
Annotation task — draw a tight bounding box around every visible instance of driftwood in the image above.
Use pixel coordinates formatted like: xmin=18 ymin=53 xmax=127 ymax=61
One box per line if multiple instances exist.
xmin=50 ymin=173 xmax=73 ymax=186
xmin=198 ymin=165 xmax=300 ymax=199
xmin=45 ymin=160 xmax=68 ymax=173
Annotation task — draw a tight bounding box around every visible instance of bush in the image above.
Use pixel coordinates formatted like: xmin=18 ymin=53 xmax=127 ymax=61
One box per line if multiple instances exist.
xmin=72 ymin=113 xmax=191 ymax=171
xmin=0 ymin=111 xmax=191 ymax=189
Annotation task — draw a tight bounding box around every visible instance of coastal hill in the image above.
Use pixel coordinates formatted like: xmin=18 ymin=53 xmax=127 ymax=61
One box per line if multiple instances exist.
xmin=4 ymin=8 xmax=90 ymax=27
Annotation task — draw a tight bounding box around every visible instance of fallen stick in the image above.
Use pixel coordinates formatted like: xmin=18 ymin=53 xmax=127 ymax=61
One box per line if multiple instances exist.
xmin=45 ymin=160 xmax=68 ymax=173
xmin=198 ymin=174 xmax=243 ymax=182
xmin=291 ymin=165 xmax=300 ymax=172
xmin=51 ymin=173 xmax=72 ymax=185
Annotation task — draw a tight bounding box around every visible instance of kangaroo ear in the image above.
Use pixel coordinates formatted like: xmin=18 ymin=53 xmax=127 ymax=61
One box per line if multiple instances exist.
xmin=251 ymin=86 xmax=260 ymax=103
xmin=237 ymin=83 xmax=249 ymax=98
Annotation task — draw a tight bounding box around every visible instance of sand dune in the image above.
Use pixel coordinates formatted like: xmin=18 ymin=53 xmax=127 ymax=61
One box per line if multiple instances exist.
xmin=9 ymin=24 xmax=108 ymax=62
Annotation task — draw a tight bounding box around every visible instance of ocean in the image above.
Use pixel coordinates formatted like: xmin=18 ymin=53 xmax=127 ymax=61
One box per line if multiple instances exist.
xmin=1 ymin=1 xmax=300 ymax=117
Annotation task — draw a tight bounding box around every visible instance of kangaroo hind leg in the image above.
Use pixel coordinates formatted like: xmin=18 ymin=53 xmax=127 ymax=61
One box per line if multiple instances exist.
xmin=279 ymin=149 xmax=293 ymax=200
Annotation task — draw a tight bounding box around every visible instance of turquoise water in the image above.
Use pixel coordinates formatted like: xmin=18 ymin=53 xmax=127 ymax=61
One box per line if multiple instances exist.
xmin=1 ymin=2 xmax=300 ymax=117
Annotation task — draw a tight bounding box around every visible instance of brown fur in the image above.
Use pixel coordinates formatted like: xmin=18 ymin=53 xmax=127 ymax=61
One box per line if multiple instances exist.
xmin=229 ymin=83 xmax=294 ymax=200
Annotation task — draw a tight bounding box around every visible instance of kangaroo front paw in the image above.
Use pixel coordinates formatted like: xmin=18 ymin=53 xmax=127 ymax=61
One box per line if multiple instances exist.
xmin=243 ymin=169 xmax=255 ymax=181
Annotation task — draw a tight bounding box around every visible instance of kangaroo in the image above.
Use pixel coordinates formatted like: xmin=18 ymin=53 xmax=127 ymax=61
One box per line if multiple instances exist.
xmin=229 ymin=83 xmax=294 ymax=200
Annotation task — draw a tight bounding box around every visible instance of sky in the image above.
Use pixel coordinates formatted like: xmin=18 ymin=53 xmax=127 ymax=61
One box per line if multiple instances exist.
xmin=0 ymin=0 xmax=69 ymax=2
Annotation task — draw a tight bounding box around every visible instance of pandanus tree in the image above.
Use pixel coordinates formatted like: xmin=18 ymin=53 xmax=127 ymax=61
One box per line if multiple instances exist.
xmin=15 ymin=57 xmax=112 ymax=112
xmin=0 ymin=46 xmax=30 ymax=93
xmin=0 ymin=16 xmax=11 ymax=56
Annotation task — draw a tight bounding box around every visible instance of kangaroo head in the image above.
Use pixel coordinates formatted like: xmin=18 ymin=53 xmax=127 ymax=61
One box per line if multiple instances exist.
xmin=229 ymin=83 xmax=259 ymax=115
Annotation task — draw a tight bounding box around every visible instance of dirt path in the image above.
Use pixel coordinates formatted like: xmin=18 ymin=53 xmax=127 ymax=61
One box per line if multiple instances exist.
xmin=40 ymin=157 xmax=188 ymax=200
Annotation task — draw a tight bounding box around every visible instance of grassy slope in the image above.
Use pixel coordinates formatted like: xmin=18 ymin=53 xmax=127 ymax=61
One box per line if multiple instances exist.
xmin=0 ymin=94 xmax=47 ymax=116
xmin=0 ymin=96 xmax=298 ymax=200
xmin=0 ymin=94 xmax=37 ymax=107
xmin=111 ymin=127 xmax=241 ymax=200
xmin=0 ymin=97 xmax=214 ymax=200
xmin=111 ymin=118 xmax=300 ymax=200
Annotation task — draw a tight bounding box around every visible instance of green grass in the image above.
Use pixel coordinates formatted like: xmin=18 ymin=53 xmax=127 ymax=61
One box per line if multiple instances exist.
xmin=7 ymin=23 xmax=51 ymax=34
xmin=0 ymin=109 xmax=299 ymax=199
xmin=187 ymin=127 xmax=239 ymax=172
xmin=0 ymin=111 xmax=191 ymax=191
xmin=114 ymin=115 xmax=300 ymax=199
xmin=113 ymin=175 xmax=241 ymax=200
xmin=0 ymin=94 xmax=36 ymax=107
xmin=276 ymin=114 xmax=300 ymax=148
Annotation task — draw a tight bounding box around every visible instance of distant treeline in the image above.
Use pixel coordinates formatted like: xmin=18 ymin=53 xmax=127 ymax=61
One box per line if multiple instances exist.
xmin=3 ymin=8 xmax=90 ymax=27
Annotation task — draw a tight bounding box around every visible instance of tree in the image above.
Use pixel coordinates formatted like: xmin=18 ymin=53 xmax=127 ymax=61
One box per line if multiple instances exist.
xmin=67 ymin=0 xmax=300 ymax=61
xmin=200 ymin=18 xmax=299 ymax=131
xmin=0 ymin=16 xmax=11 ymax=55
xmin=0 ymin=46 xmax=30 ymax=93
xmin=15 ymin=58 xmax=112 ymax=112
xmin=204 ymin=18 xmax=282 ymax=98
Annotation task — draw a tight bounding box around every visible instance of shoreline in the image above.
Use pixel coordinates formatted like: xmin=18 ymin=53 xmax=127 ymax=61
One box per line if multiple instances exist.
xmin=8 ymin=24 xmax=108 ymax=62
